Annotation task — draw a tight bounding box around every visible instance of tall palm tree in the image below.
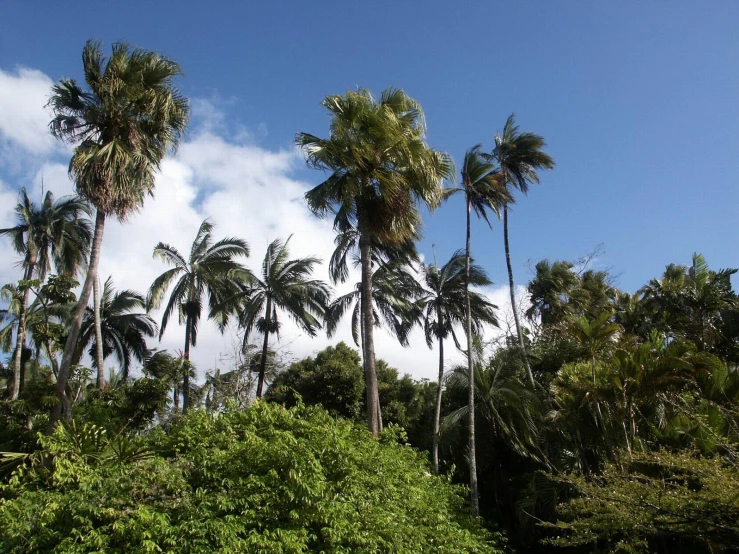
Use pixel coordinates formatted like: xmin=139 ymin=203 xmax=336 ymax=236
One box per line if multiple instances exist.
xmin=229 ymin=237 xmax=330 ymax=398
xmin=47 ymin=40 xmax=189 ymax=428
xmin=417 ymin=250 xmax=499 ymax=475
xmin=490 ymin=114 xmax=554 ymax=386
xmin=457 ymin=146 xmax=512 ymax=514
xmin=75 ymin=277 xmax=158 ymax=385
xmin=0 ymin=188 xmax=91 ymax=398
xmin=297 ymin=88 xmax=453 ymax=436
xmin=147 ymin=219 xmax=248 ymax=412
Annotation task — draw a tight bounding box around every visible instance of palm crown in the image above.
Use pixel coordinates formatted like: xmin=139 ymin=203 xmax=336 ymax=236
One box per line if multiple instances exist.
xmin=0 ymin=189 xmax=92 ymax=280
xmin=418 ymin=251 xmax=499 ymax=348
xmin=77 ymin=277 xmax=158 ymax=379
xmin=297 ymin=88 xmax=453 ymax=245
xmin=147 ymin=219 xmax=249 ymax=411
xmin=230 ymin=236 xmax=330 ymax=397
xmin=48 ymin=41 xmax=189 ymax=219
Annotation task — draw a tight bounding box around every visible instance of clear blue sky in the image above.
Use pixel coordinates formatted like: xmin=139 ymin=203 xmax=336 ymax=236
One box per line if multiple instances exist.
xmin=2 ymin=0 xmax=737 ymax=292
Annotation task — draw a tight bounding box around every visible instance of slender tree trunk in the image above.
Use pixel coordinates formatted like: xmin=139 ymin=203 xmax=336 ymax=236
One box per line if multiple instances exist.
xmin=173 ymin=384 xmax=179 ymax=413
xmin=359 ymin=229 xmax=380 ymax=436
xmin=10 ymin=258 xmax=36 ymax=399
xmin=43 ymin=341 xmax=59 ymax=379
xmin=432 ymin=323 xmax=444 ymax=475
xmin=359 ymin=302 xmax=383 ymax=431
xmin=256 ymin=296 xmax=272 ymax=398
xmin=504 ymin=205 xmax=535 ymax=388
xmin=48 ymin=209 xmax=105 ymax=432
xmin=93 ymin=276 xmax=105 ymax=389
xmin=465 ymin=197 xmax=480 ymax=516
xmin=183 ymin=316 xmax=191 ymax=413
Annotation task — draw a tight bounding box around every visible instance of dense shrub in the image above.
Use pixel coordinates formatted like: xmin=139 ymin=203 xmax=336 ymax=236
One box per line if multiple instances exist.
xmin=0 ymin=401 xmax=504 ymax=553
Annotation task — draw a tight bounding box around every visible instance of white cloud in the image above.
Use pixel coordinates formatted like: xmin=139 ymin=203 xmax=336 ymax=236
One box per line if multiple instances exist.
xmin=0 ymin=67 xmax=64 ymax=169
xmin=0 ymin=65 xmax=525 ymax=386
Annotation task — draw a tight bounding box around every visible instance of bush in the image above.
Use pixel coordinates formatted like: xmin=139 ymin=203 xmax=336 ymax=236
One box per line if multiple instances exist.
xmin=0 ymin=401 xmax=504 ymax=553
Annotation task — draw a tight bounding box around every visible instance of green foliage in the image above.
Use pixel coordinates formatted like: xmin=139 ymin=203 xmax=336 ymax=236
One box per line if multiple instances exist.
xmin=545 ymin=451 xmax=739 ymax=553
xmin=266 ymin=341 xmax=365 ymax=419
xmin=73 ymin=377 xmax=171 ymax=433
xmin=0 ymin=402 xmax=504 ymax=553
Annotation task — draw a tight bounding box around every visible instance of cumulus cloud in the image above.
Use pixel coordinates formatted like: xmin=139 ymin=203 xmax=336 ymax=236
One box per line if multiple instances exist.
xmin=0 ymin=67 xmax=66 ymax=170
xmin=0 ymin=66 xmax=524 ymax=384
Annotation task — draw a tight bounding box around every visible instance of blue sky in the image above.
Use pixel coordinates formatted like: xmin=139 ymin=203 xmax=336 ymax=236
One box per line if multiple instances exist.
xmin=0 ymin=1 xmax=737 ymax=378
xmin=2 ymin=0 xmax=737 ymax=290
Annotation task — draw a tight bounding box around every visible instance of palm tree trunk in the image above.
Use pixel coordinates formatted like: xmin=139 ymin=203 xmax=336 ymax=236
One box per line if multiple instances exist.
xmin=93 ymin=276 xmax=105 ymax=389
xmin=256 ymin=297 xmax=272 ymax=398
xmin=173 ymin=384 xmax=179 ymax=413
xmin=359 ymin=228 xmax=381 ymax=437
xmin=504 ymin=205 xmax=535 ymax=388
xmin=10 ymin=258 xmax=36 ymax=399
xmin=432 ymin=324 xmax=444 ymax=475
xmin=49 ymin=209 xmax=105 ymax=432
xmin=465 ymin=197 xmax=480 ymax=516
xmin=183 ymin=316 xmax=191 ymax=413
xmin=359 ymin=303 xmax=383 ymax=431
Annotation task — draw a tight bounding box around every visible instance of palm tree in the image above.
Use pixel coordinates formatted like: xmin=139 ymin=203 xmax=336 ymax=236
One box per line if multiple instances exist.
xmin=326 ymin=243 xmax=420 ymax=431
xmin=570 ymin=312 xmax=621 ymax=385
xmin=297 ymin=88 xmax=453 ymax=436
xmin=443 ymin=337 xmax=544 ymax=464
xmin=229 ymin=237 xmax=330 ymax=398
xmin=490 ymin=114 xmax=555 ymax=386
xmin=526 ymin=260 xmax=580 ymax=330
xmin=642 ymin=254 xmax=737 ymax=350
xmin=1 ymin=280 xmax=73 ymax=383
xmin=0 ymin=188 xmax=91 ymax=399
xmin=75 ymin=277 xmax=158 ymax=385
xmin=417 ymin=250 xmax=499 ymax=475
xmin=147 ymin=219 xmax=248 ymax=412
xmin=47 ymin=40 xmax=189 ymax=428
xmin=457 ymin=146 xmax=512 ymax=514
xmin=326 ymin=257 xmax=421 ymax=349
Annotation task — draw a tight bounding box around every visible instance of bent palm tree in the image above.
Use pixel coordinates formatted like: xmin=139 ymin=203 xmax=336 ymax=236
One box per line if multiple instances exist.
xmin=297 ymin=88 xmax=453 ymax=435
xmin=0 ymin=189 xmax=91 ymax=398
xmin=417 ymin=251 xmax=499 ymax=474
xmin=490 ymin=114 xmax=554 ymax=386
xmin=76 ymin=277 xmax=157 ymax=384
xmin=47 ymin=40 xmax=189 ymax=428
xmin=147 ymin=220 xmax=248 ymax=412
xmin=443 ymin=338 xmax=545 ymax=471
xmin=230 ymin=237 xmax=330 ymax=398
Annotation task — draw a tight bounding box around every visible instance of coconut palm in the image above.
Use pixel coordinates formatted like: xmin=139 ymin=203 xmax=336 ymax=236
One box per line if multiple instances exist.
xmin=47 ymin=40 xmax=189 ymax=428
xmin=297 ymin=88 xmax=453 ymax=435
xmin=75 ymin=277 xmax=158 ymax=385
xmin=417 ymin=250 xmax=499 ymax=474
xmin=147 ymin=219 xmax=248 ymax=412
xmin=229 ymin=237 xmax=330 ymax=398
xmin=0 ymin=189 xmax=91 ymax=398
xmin=489 ymin=114 xmax=555 ymax=386
xmin=455 ymin=146 xmax=512 ymax=514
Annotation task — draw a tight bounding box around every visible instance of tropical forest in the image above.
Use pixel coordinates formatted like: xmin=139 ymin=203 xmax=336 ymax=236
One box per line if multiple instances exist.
xmin=1 ymin=5 xmax=738 ymax=553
